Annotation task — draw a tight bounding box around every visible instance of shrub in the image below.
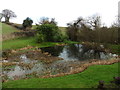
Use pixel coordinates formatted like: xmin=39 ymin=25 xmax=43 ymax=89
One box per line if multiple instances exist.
xmin=112 ymin=77 xmax=120 ymax=86
xmin=97 ymin=80 xmax=105 ymax=89
xmin=36 ymin=33 xmax=46 ymax=43
xmin=22 ymin=17 xmax=33 ymax=30
xmin=36 ymin=24 xmax=65 ymax=42
xmin=96 ymin=76 xmax=120 ymax=89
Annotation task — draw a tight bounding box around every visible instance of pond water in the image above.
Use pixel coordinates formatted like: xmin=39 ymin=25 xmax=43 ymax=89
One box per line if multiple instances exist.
xmin=41 ymin=44 xmax=113 ymax=60
xmin=2 ymin=44 xmax=117 ymax=80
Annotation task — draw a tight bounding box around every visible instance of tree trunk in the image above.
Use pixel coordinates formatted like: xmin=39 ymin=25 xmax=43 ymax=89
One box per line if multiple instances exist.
xmin=5 ymin=17 xmax=9 ymax=23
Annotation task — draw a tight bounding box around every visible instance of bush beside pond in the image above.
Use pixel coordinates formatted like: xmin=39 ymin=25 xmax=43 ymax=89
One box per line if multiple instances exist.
xmin=36 ymin=24 xmax=67 ymax=43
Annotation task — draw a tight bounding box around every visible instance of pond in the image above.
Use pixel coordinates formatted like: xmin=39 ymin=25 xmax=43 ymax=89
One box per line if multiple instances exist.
xmin=41 ymin=44 xmax=114 ymax=60
xmin=2 ymin=44 xmax=118 ymax=81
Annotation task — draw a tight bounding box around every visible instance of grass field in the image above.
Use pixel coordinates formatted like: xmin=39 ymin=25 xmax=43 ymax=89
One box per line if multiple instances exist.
xmin=59 ymin=27 xmax=67 ymax=35
xmin=2 ymin=63 xmax=119 ymax=88
xmin=2 ymin=37 xmax=36 ymax=50
xmin=2 ymin=36 xmax=78 ymax=50
xmin=1 ymin=22 xmax=67 ymax=36
xmin=2 ymin=23 xmax=73 ymax=50
xmin=32 ymin=25 xmax=37 ymax=29
xmin=1 ymin=23 xmax=20 ymax=35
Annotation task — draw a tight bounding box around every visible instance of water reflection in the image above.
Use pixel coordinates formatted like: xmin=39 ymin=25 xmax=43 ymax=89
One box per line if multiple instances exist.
xmin=7 ymin=65 xmax=26 ymax=79
xmin=41 ymin=44 xmax=112 ymax=61
xmin=41 ymin=46 xmax=64 ymax=56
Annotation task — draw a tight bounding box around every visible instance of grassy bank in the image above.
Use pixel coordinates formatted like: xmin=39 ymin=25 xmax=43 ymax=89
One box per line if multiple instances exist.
xmin=2 ymin=22 xmax=119 ymax=54
xmin=2 ymin=36 xmax=120 ymax=53
xmin=1 ymin=23 xmax=19 ymax=35
xmin=2 ymin=37 xmax=78 ymax=50
xmin=108 ymin=44 xmax=120 ymax=54
xmin=3 ymin=62 xmax=119 ymax=88
xmin=2 ymin=23 xmax=74 ymax=50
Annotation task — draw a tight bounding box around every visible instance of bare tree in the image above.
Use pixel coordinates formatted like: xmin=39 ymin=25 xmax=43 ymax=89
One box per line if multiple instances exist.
xmin=50 ymin=18 xmax=57 ymax=25
xmin=111 ymin=16 xmax=120 ymax=27
xmin=37 ymin=17 xmax=57 ymax=25
xmin=87 ymin=15 xmax=101 ymax=30
xmin=2 ymin=9 xmax=17 ymax=23
xmin=67 ymin=15 xmax=102 ymax=42
xmin=67 ymin=17 xmax=87 ymax=41
xmin=38 ymin=17 xmax=49 ymax=24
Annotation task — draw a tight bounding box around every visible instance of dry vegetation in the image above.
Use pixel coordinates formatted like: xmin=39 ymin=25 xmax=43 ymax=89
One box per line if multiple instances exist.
xmin=41 ymin=59 xmax=120 ymax=78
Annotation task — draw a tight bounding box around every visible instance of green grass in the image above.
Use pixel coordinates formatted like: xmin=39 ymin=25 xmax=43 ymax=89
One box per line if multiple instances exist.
xmin=3 ymin=63 xmax=119 ymax=88
xmin=108 ymin=44 xmax=120 ymax=54
xmin=32 ymin=25 xmax=37 ymax=29
xmin=2 ymin=37 xmax=36 ymax=50
xmin=2 ymin=36 xmax=78 ymax=50
xmin=1 ymin=22 xmax=19 ymax=35
xmin=59 ymin=27 xmax=67 ymax=35
xmin=2 ymin=37 xmax=56 ymax=50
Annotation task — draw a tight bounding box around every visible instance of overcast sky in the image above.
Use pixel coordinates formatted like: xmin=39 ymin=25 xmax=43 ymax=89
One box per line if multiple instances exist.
xmin=0 ymin=0 xmax=119 ymax=27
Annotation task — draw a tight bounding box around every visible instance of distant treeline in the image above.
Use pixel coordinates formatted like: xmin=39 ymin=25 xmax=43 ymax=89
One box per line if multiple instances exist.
xmin=68 ymin=27 xmax=119 ymax=44
xmin=67 ymin=15 xmax=119 ymax=44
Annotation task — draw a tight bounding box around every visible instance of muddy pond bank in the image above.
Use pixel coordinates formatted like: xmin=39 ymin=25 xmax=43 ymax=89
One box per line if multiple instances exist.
xmin=2 ymin=48 xmax=63 ymax=63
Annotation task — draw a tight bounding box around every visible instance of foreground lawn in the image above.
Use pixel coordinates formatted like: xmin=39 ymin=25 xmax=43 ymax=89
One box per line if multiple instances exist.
xmin=3 ymin=63 xmax=119 ymax=88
